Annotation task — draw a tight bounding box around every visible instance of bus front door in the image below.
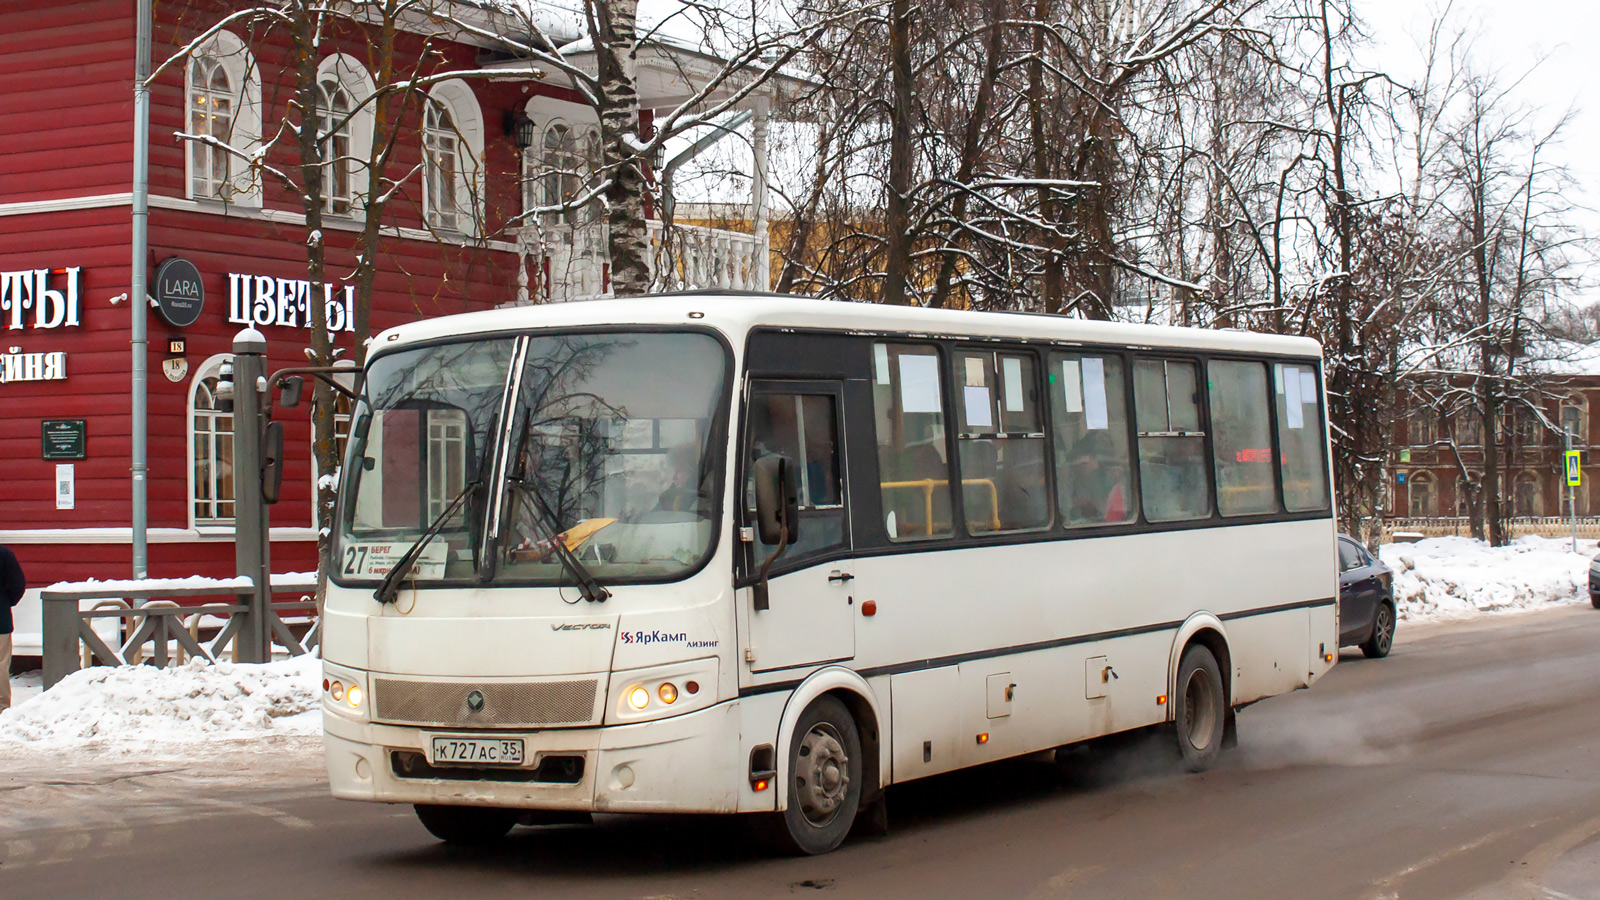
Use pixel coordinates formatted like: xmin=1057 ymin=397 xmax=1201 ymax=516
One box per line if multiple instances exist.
xmin=744 ymin=381 xmax=856 ymax=673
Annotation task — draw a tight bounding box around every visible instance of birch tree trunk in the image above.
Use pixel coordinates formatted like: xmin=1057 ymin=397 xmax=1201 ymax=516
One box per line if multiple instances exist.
xmin=594 ymin=0 xmax=651 ymax=296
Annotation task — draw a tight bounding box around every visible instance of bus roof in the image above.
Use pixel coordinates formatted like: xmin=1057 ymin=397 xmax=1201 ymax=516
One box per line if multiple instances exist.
xmin=375 ymin=292 xmax=1324 ymax=359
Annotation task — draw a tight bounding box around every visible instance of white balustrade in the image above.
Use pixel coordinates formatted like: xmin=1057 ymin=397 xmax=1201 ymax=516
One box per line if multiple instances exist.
xmin=510 ymin=220 xmax=767 ymax=303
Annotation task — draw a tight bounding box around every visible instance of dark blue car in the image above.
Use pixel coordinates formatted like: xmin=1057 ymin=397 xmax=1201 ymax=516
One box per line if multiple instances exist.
xmin=1338 ymin=534 xmax=1395 ymax=658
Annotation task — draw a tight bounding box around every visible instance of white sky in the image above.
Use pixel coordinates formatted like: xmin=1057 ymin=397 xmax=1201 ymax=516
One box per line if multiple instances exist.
xmin=1360 ymin=0 xmax=1599 ymax=303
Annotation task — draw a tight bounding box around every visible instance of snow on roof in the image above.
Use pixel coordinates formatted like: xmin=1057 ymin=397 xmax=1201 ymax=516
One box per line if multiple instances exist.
xmin=1527 ymin=339 xmax=1600 ymax=377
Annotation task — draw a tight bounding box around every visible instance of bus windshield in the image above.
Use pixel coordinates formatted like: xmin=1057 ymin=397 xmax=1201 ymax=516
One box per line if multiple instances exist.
xmin=336 ymin=330 xmax=727 ymax=587
xmin=499 ymin=332 xmax=726 ymax=585
xmin=338 ymin=338 xmax=518 ymax=582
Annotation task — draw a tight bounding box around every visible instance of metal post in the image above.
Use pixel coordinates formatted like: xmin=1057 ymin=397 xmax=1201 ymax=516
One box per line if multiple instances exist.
xmin=130 ymin=0 xmax=152 ymax=578
xmin=232 ymin=329 xmax=272 ymax=663
xmin=1569 ymin=429 xmax=1578 ymax=553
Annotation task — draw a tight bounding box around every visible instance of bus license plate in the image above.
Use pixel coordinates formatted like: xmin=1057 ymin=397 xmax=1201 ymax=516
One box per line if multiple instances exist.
xmin=429 ymin=736 xmax=525 ymax=766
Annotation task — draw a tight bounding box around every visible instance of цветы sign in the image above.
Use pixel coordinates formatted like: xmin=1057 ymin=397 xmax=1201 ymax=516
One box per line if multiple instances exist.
xmin=227 ymin=272 xmax=356 ymax=332
xmin=0 ymin=267 xmax=82 ymax=330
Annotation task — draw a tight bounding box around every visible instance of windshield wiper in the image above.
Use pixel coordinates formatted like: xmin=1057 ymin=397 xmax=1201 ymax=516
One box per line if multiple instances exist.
xmin=510 ymin=478 xmax=611 ymax=603
xmin=374 ymin=481 xmax=481 ymax=606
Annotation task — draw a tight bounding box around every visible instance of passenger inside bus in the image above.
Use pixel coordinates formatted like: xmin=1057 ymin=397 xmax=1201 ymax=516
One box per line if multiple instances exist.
xmin=1064 ymin=431 xmax=1129 ymax=523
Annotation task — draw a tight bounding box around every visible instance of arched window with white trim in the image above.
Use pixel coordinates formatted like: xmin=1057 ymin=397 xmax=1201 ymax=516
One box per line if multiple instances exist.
xmin=190 ymin=356 xmax=236 ymax=525
xmin=316 ymin=54 xmax=376 ymax=216
xmin=1408 ymin=472 xmax=1435 ymax=517
xmin=1514 ymin=473 xmax=1539 ymax=517
xmin=1560 ymin=396 xmax=1587 ymax=445
xmin=423 ymin=80 xmax=483 ymax=236
xmin=539 ymin=121 xmax=579 ymax=225
xmin=185 ymin=32 xmax=261 ymax=205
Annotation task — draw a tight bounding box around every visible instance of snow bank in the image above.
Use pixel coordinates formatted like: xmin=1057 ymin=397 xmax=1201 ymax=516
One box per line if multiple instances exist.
xmin=0 ymin=656 xmax=322 ymax=748
xmin=42 ymin=574 xmax=254 ymax=595
xmin=1379 ymin=535 xmax=1594 ymax=621
xmin=40 ymin=571 xmax=316 ymax=596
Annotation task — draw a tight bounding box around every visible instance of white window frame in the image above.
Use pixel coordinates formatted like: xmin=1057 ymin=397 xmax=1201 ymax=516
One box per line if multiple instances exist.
xmin=315 ymin=54 xmax=377 ymax=217
xmin=422 ymin=80 xmax=484 ymax=236
xmin=188 ymin=354 xmax=237 ymax=528
xmin=184 ymin=31 xmax=262 ymax=206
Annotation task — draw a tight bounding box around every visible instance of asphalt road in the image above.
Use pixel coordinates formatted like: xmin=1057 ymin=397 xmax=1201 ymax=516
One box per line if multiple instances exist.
xmin=4 ymin=603 xmax=1600 ymax=900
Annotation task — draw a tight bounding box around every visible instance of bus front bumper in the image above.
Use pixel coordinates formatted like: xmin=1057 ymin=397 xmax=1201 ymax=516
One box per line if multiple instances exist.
xmin=322 ymin=698 xmax=753 ymax=814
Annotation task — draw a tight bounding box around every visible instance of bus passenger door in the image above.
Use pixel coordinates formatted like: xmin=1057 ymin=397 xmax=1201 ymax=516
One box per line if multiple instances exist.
xmin=742 ymin=381 xmax=855 ymax=673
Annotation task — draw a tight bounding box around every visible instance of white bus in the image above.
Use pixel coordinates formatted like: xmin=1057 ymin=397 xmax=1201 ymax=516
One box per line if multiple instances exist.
xmin=321 ymin=294 xmax=1338 ymax=854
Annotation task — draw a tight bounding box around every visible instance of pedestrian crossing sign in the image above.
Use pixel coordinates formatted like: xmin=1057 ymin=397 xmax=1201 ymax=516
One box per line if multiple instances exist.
xmin=1566 ymin=450 xmax=1581 ymax=487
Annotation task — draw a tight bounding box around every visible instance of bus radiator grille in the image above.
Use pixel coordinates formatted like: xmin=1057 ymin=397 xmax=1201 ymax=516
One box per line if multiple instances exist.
xmin=371 ymin=677 xmax=601 ymax=727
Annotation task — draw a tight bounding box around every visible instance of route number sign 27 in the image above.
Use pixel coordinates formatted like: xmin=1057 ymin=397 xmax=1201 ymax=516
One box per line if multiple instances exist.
xmin=1566 ymin=450 xmax=1582 ymax=487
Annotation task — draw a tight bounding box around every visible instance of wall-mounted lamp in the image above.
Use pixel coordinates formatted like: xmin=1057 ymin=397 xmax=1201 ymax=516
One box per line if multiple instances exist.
xmin=506 ymin=110 xmax=535 ymax=149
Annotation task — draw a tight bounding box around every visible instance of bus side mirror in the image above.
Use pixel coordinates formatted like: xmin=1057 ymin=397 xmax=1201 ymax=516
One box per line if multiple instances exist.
xmin=261 ymin=421 xmax=284 ymax=505
xmin=753 ymin=455 xmax=800 ymax=546
xmin=751 ymin=455 xmax=799 ymax=613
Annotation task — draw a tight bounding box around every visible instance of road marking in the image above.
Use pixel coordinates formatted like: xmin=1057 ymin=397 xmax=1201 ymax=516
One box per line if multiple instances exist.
xmin=1361 ymin=819 xmax=1557 ymax=900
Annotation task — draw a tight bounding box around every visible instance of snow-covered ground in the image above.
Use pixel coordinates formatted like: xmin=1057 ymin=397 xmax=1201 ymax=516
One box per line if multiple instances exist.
xmin=0 ymin=655 xmax=320 ymax=752
xmin=1381 ymin=535 xmax=1595 ymax=622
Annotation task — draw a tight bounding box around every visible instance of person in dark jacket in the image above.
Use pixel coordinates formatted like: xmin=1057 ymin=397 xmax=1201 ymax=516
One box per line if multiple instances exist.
xmin=0 ymin=544 xmax=26 ymax=711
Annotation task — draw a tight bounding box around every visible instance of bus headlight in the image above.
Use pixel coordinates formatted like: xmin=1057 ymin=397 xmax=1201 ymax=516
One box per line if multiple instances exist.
xmin=609 ymin=658 xmax=719 ymax=723
xmin=322 ymin=662 xmax=371 ymax=723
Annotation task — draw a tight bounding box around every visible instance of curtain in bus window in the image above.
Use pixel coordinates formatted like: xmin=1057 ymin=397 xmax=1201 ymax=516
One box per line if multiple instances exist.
xmin=872 ymin=343 xmax=953 ymax=540
xmin=1208 ymin=360 xmax=1277 ymax=516
xmin=1052 ymin=353 xmax=1135 ymax=527
xmin=1275 ymin=362 xmax=1330 ymax=511
xmin=954 ymin=351 xmax=1048 ymax=533
xmin=1133 ymin=359 xmax=1211 ymax=522
xmin=747 ymin=391 xmax=846 ymax=562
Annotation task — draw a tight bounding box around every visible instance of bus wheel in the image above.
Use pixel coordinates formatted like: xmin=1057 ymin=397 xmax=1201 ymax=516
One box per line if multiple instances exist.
xmin=413 ymin=804 xmax=518 ymax=845
xmin=770 ymin=695 xmax=863 ymax=855
xmin=1175 ymin=644 xmax=1226 ymax=772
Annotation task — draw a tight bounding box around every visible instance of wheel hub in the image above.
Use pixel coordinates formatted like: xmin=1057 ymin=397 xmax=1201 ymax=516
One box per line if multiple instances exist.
xmin=796 ymin=724 xmax=850 ymax=826
xmin=1183 ymin=669 xmax=1218 ymax=750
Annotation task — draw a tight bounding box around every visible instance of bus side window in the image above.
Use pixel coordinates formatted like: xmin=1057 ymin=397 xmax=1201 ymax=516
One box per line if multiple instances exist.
xmin=871 ymin=343 xmax=953 ymax=541
xmin=1275 ymin=363 xmax=1330 ymax=511
xmin=747 ymin=391 xmax=846 ymax=562
xmin=955 ymin=351 xmax=1048 ymax=533
xmin=1133 ymin=359 xmax=1211 ymax=522
xmin=1208 ymin=360 xmax=1277 ymax=516
xmin=1050 ymin=353 xmax=1136 ymax=527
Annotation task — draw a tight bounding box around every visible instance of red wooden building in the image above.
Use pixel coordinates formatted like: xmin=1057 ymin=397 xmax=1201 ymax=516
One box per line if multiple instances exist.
xmin=0 ymin=1 xmax=774 ymax=656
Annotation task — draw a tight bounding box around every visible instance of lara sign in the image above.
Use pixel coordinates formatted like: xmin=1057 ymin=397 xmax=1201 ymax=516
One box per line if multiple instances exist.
xmin=154 ymin=258 xmax=205 ymax=328
xmin=227 ymin=272 xmax=355 ymax=332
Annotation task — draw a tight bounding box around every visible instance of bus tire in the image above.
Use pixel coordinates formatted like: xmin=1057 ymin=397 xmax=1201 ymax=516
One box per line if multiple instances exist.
xmin=1175 ymin=644 xmax=1226 ymax=772
xmin=413 ymin=804 xmax=518 ymax=845
xmin=766 ymin=695 xmax=863 ymax=855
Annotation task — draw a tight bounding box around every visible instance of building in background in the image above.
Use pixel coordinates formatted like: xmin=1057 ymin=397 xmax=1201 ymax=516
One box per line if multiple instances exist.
xmin=1386 ymin=344 xmax=1600 ymax=530
xmin=0 ymin=0 xmax=777 ymax=656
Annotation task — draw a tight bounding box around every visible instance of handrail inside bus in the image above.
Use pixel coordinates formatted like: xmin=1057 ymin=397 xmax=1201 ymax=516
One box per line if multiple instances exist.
xmin=881 ymin=478 xmax=1001 ymax=533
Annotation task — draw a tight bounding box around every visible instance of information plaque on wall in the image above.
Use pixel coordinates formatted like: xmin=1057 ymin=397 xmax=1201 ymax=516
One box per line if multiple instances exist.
xmin=41 ymin=419 xmax=86 ymax=460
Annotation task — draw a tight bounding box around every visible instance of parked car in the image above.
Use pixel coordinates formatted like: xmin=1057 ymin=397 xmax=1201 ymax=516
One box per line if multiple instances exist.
xmin=1588 ymin=552 xmax=1600 ymax=609
xmin=1338 ymin=533 xmax=1396 ymax=658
